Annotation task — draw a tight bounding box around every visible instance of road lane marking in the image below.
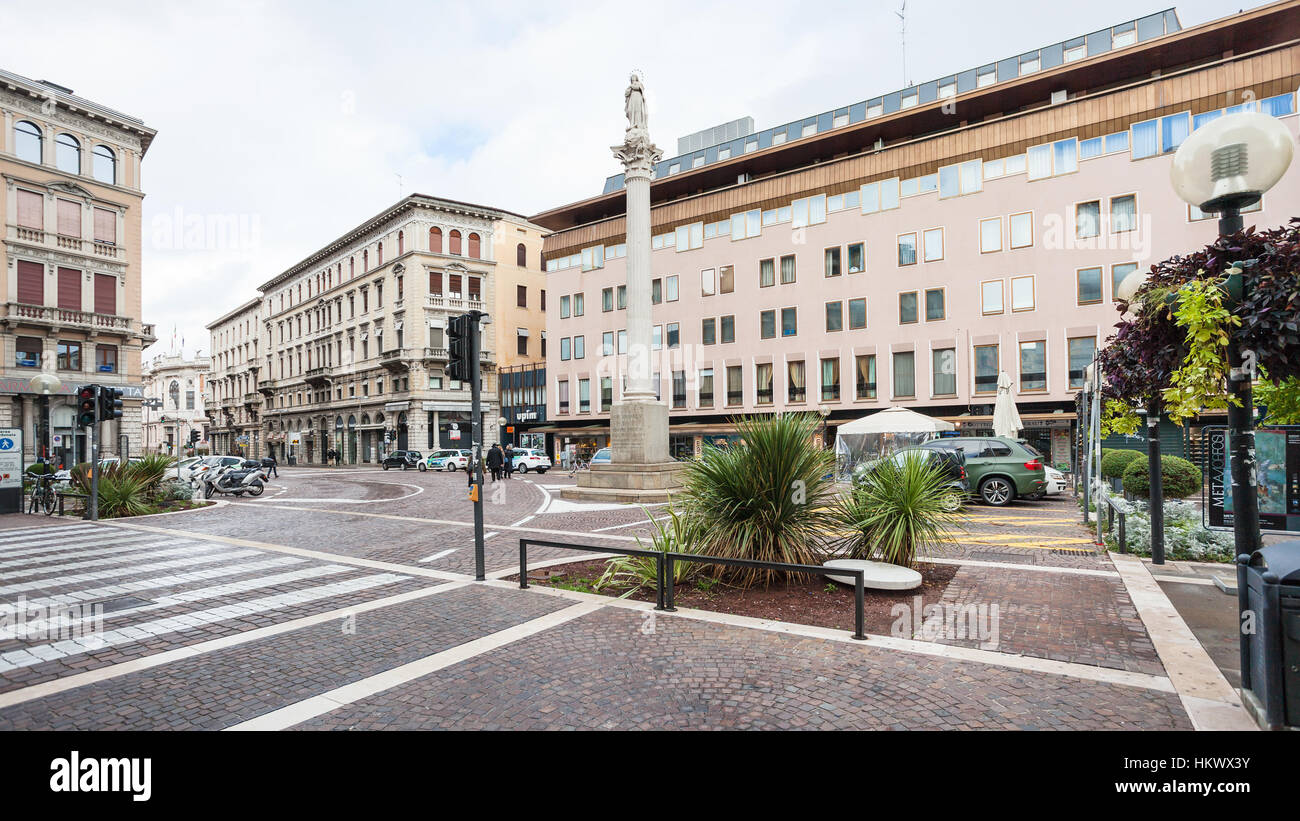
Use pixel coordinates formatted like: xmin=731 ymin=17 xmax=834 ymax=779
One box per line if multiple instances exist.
xmin=418 ymin=549 xmax=457 ymax=563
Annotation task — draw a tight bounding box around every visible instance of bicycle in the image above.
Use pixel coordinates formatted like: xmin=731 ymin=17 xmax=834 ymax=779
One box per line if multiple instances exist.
xmin=28 ymin=471 xmax=58 ymax=516
xmin=567 ymin=457 xmax=589 ymax=476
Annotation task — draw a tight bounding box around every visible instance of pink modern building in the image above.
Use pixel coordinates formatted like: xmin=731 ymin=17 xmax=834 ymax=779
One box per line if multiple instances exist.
xmin=531 ymin=2 xmax=1300 ymax=466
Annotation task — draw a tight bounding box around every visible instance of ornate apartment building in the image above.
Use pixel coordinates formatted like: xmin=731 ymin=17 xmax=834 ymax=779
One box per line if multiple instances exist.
xmin=0 ymin=69 xmax=156 ymax=465
xmin=207 ymin=195 xmax=547 ymax=464
xmin=533 ymin=3 xmax=1300 ymax=465
xmin=142 ymin=352 xmax=210 ymax=454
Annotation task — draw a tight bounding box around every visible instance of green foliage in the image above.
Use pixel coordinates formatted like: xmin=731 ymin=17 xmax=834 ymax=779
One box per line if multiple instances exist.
xmin=1100 ymin=449 xmax=1144 ymax=479
xmin=158 ymin=480 xmax=194 ymax=501
xmin=1100 ymin=400 xmax=1140 ymax=437
xmin=1104 ymin=499 xmax=1234 ymax=562
xmin=1121 ymin=454 xmax=1202 ymax=500
xmin=95 ymin=473 xmax=153 ymax=518
xmin=832 ymin=450 xmax=963 ymax=568
xmin=595 ymin=504 xmax=701 ymax=596
xmin=1256 ymin=374 xmax=1300 ymax=425
xmin=681 ymin=413 xmax=836 ymax=588
xmin=124 ymin=453 xmax=175 ymax=490
xmin=1162 ymin=277 xmax=1241 ymax=424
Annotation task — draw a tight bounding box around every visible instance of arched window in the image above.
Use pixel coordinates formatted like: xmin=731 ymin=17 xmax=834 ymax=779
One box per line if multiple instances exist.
xmin=376 ymin=242 xmax=383 ymax=267
xmin=363 ymin=250 xmax=369 ymax=271
xmin=55 ymin=133 xmax=80 ymax=174
xmin=349 ymin=257 xmax=355 ymax=277
xmin=467 ymin=232 xmax=481 ymax=259
xmin=169 ymin=380 xmax=181 ymax=409
xmin=14 ymin=121 xmax=42 ymax=164
xmin=429 ymin=227 xmax=442 ymax=253
xmin=397 ymin=231 xmax=404 ymax=255
xmin=449 ymin=230 xmax=462 ymax=256
xmin=92 ymin=145 xmax=116 ymax=184
xmin=516 ymin=243 xmax=527 ymax=267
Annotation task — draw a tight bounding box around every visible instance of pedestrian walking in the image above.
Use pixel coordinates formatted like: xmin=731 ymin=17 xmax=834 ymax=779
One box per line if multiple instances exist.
xmin=261 ymin=455 xmax=279 ymax=478
xmin=486 ymin=443 xmax=503 ymax=482
xmin=503 ymin=444 xmax=514 ymax=479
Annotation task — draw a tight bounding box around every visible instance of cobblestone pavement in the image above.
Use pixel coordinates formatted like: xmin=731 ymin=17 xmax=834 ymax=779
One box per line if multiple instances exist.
xmin=0 ymin=469 xmax=1198 ymax=730
xmin=297 ymin=607 xmax=1190 ymax=731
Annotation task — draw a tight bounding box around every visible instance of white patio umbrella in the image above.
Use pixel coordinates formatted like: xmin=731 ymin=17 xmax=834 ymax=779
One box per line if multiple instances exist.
xmin=992 ymin=371 xmax=1023 ymax=438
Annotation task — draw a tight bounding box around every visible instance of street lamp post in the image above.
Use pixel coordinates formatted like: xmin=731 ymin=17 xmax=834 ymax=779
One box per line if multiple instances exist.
xmin=1170 ymin=112 xmax=1294 ymax=565
xmin=29 ymin=373 xmax=62 ymax=464
xmin=816 ymin=404 xmax=830 ymax=448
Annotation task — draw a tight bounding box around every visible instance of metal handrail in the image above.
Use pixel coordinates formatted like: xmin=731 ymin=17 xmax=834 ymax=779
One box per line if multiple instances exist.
xmin=1104 ymin=496 xmax=1128 ymax=553
xmin=518 ymin=538 xmax=867 ymax=640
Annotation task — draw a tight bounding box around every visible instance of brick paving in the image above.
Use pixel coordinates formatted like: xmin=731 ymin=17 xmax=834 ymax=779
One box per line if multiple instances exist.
xmin=0 ymin=585 xmax=567 ymax=730
xmin=297 ymin=607 xmax=1190 ymax=731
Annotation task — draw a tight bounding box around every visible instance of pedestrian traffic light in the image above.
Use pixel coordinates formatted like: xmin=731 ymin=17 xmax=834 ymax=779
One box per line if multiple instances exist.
xmin=99 ymin=386 xmax=124 ymax=421
xmin=76 ymin=385 xmax=98 ymax=428
xmin=447 ymin=313 xmax=469 ymax=383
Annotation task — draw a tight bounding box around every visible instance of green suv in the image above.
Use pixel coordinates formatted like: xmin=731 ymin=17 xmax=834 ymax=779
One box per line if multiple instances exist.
xmin=918 ymin=436 xmax=1048 ymax=506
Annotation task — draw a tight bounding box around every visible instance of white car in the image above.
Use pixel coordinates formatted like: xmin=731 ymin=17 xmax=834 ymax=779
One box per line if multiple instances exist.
xmin=184 ymin=455 xmax=245 ymax=482
xmin=423 ymin=449 xmax=470 ymax=471
xmin=1043 ymin=466 xmax=1067 ymax=495
xmin=511 ymin=448 xmax=551 ymax=474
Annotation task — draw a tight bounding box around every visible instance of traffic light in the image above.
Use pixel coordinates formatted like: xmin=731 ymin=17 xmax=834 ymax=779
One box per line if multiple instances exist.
xmin=447 ymin=313 xmax=469 ymax=383
xmin=99 ymin=386 xmax=124 ymax=421
xmin=76 ymin=385 xmax=98 ymax=428
xmin=189 ymin=429 xmax=200 ymax=446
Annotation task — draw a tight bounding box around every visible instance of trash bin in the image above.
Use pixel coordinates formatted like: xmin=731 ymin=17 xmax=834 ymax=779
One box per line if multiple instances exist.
xmin=1238 ymin=541 xmax=1300 ymax=730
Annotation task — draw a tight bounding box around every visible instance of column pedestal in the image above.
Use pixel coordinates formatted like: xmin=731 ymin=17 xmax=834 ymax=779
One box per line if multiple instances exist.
xmin=561 ymin=399 xmax=684 ymax=502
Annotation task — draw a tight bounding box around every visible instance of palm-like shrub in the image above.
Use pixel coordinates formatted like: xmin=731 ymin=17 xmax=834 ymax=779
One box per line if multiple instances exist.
xmin=96 ymin=473 xmax=153 ymax=518
xmin=681 ymin=413 xmax=836 ymax=588
xmin=596 ymin=503 xmax=701 ymax=596
xmin=125 ymin=453 xmax=175 ymax=490
xmin=833 ymin=450 xmax=963 ymax=568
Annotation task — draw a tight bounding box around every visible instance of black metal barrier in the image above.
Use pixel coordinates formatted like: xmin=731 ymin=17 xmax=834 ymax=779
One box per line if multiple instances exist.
xmin=519 ymin=538 xmax=867 ymax=640
xmin=1104 ymin=497 xmax=1128 ymax=553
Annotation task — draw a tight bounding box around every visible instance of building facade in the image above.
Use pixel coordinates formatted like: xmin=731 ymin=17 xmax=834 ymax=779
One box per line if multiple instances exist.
xmin=533 ymin=4 xmax=1300 ymax=467
xmin=205 ymin=298 xmax=262 ymax=459
xmin=207 ymin=195 xmax=548 ymax=465
xmin=142 ymin=352 xmax=210 ymax=455
xmin=0 ymin=69 xmax=156 ymax=466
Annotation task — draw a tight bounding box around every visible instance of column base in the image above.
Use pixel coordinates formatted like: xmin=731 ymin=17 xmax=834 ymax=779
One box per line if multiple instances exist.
xmin=560 ymin=461 xmax=687 ymax=503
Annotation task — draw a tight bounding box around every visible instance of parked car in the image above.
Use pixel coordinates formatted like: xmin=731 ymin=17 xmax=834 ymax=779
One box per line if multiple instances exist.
xmin=854 ymin=447 xmax=969 ymax=511
xmin=918 ymin=436 xmax=1048 ymax=506
xmin=185 ymin=455 xmax=247 ymax=483
xmin=511 ymin=448 xmax=551 ymax=474
xmin=381 ymin=450 xmax=423 ymax=470
xmin=423 ymin=449 xmax=470 ymax=472
xmin=1043 ymin=466 xmax=1067 ymax=495
xmin=175 ymin=456 xmax=205 ymax=481
xmin=589 ymin=447 xmax=612 ymax=465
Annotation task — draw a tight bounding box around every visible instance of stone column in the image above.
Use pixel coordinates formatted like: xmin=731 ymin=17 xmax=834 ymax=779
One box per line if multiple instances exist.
xmin=20 ymin=396 xmax=36 ymax=460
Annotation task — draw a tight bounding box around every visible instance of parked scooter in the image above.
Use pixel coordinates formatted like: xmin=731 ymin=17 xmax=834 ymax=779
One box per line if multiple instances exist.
xmin=195 ymin=463 xmax=266 ymax=499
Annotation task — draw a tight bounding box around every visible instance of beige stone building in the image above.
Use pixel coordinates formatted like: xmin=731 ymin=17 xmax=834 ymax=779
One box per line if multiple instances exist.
xmin=205 ymin=298 xmax=261 ymax=459
xmin=206 ymin=194 xmax=546 ymax=465
xmin=141 ymin=352 xmax=210 ymax=455
xmin=0 ymin=69 xmax=157 ymax=466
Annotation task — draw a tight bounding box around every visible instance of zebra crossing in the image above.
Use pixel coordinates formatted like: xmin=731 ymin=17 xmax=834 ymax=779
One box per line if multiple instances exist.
xmin=0 ymin=523 xmax=420 ymax=680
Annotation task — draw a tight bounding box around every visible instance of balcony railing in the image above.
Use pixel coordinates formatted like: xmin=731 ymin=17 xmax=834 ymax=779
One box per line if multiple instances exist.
xmin=756 ymin=388 xmax=774 ymax=405
xmin=243 ymin=393 xmax=260 ymax=405
xmin=726 ymin=390 xmax=743 ymax=405
xmin=7 ymin=302 xmax=132 ymax=332
xmin=856 ymin=384 xmax=877 ymax=400
xmin=788 ymin=387 xmax=807 ymax=402
xmin=426 ymin=295 xmax=485 ymax=311
xmin=822 ymin=385 xmax=841 ymax=401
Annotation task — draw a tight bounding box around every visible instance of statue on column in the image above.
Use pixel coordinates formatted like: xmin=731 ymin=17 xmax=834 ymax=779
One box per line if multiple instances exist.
xmin=624 ymin=73 xmax=647 ymax=137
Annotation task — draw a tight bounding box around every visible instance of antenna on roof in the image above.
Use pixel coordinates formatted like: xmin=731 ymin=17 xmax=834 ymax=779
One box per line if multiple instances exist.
xmin=896 ymin=1 xmax=908 ymax=87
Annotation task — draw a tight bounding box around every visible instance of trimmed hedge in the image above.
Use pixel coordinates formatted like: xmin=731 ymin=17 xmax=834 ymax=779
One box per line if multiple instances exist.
xmin=1122 ymin=454 xmax=1202 ymax=499
xmin=1100 ymin=448 xmax=1144 ymax=479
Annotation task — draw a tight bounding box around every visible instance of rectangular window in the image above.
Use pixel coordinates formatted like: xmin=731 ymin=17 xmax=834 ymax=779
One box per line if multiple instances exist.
xmin=1110 ymin=194 xmax=1137 ymax=233
xmin=855 ymin=355 xmax=877 ymax=400
xmin=95 ymin=345 xmax=117 ymax=374
xmin=760 ymin=310 xmax=776 ymax=339
xmin=980 ymin=217 xmax=1002 ymax=253
xmin=17 ymin=189 xmax=43 ymax=229
xmin=720 ymin=315 xmax=735 ymax=344
xmin=57 ymin=199 xmax=81 ymax=238
xmin=666 ymin=322 xmax=679 ymax=349
xmin=1131 ymin=118 xmax=1159 ymax=159
xmin=719 ymin=265 xmax=734 ymax=294
xmin=698 ymin=369 xmax=714 ymax=407
xmin=57 ymin=341 xmax=81 ymax=371
xmin=974 ymin=345 xmax=999 ymax=393
xmin=652 ymin=325 xmax=662 ymax=350
xmin=899 ymin=292 xmax=918 ymax=324
xmin=922 ymin=228 xmax=944 ymax=262
xmin=702 ymin=317 xmax=716 ymax=345
xmin=602 ymin=287 xmax=613 ymax=311
xmin=601 ymin=377 xmax=613 ymax=409
xmin=701 ymin=268 xmax=716 ymax=296
xmin=94 ymin=273 xmax=116 ymax=315
xmin=825 ymin=301 xmax=842 ymax=332
xmin=759 ymin=258 xmax=775 ymax=288
xmin=824 ymin=247 xmax=841 ymax=277
xmin=848 ymin=298 xmax=867 ymax=330
xmin=1112 ymin=262 xmax=1139 ymax=300
xmin=925 ymin=288 xmax=945 ymax=321
xmin=756 ymin=363 xmax=773 ymax=405
xmin=932 ymin=348 xmax=956 ymax=396
xmin=892 ymin=352 xmax=915 ymax=398
xmin=1076 ymin=201 xmax=1100 ymax=239
xmin=618 ymin=330 xmax=627 ymax=353
xmin=730 ymin=209 xmax=761 ymax=240
xmin=1068 ymin=337 xmax=1096 ymax=390
xmin=791 ymin=195 xmax=827 ymax=228
xmin=1009 ymin=212 xmax=1033 ymax=248
xmin=573 ymin=292 xmax=584 ymax=316
xmin=559 ymin=338 xmax=571 ymax=361
xmin=847 ymin=242 xmax=864 ymax=273
xmin=672 ymin=371 xmax=686 ymax=408
xmin=57 ymin=267 xmax=81 ymax=311
xmin=617 ymin=285 xmax=627 ymax=309
xmin=93 ymin=208 xmax=116 ymax=244
xmin=780 ymin=255 xmax=796 ymax=284
xmin=665 ymin=275 xmax=679 ymax=302
xmin=1010 ymin=276 xmax=1035 ymax=311
xmin=1019 ymin=341 xmax=1047 ymax=391
xmin=579 ymin=379 xmax=591 ymax=412
xmin=897 ymin=233 xmax=917 ymax=266
xmin=726 ymin=366 xmax=742 ymax=405
xmin=651 ymin=279 xmax=662 ymax=304
xmin=560 ymin=295 xmax=570 ymax=319
xmin=14 ymin=337 xmax=41 ymax=368
xmin=598 ymin=331 xmax=613 ymax=356
xmin=821 ymin=357 xmax=840 ymax=402
xmin=517 ymin=285 xmax=528 ymax=307
xmin=780 ymin=307 xmax=797 ymax=337
xmin=1077 ymin=267 xmax=1103 ymax=305
xmin=787 ymin=360 xmax=806 ymax=402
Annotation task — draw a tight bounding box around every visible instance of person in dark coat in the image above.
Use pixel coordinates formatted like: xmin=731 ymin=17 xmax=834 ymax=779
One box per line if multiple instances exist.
xmin=503 ymin=444 xmax=515 ymax=479
xmin=486 ymin=444 xmax=504 ymax=481
xmin=261 ymin=455 xmax=279 ymax=478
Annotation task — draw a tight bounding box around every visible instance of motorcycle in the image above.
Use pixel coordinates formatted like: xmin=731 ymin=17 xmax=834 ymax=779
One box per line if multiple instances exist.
xmin=194 ymin=463 xmax=266 ymax=499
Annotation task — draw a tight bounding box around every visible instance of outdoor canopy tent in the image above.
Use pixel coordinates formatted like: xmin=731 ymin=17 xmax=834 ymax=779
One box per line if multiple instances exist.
xmin=833 ymin=406 xmax=955 ymax=475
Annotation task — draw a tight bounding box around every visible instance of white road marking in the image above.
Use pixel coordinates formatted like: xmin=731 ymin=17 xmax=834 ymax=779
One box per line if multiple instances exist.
xmin=591 ymin=515 xmax=669 ymax=533
xmin=0 ymin=542 xmax=227 ymax=581
xmin=0 ymin=536 xmax=176 ymax=567
xmin=418 ymin=549 xmax=457 ymax=563
xmin=0 ymin=548 xmax=262 ymax=597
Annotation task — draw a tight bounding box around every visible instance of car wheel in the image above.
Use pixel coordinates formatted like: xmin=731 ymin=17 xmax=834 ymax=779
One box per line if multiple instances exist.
xmin=940 ymin=491 xmax=963 ymax=513
xmin=418 ymin=463 xmax=427 ymax=472
xmin=382 ymin=463 xmax=389 ymax=470
xmin=445 ymin=463 xmax=455 ymax=472
xmin=979 ymin=477 xmax=1015 ymax=507
xmin=519 ymin=464 xmax=529 ymax=474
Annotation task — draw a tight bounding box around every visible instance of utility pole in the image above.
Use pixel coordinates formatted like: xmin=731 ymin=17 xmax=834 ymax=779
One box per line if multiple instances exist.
xmin=450 ymin=310 xmax=488 ymax=581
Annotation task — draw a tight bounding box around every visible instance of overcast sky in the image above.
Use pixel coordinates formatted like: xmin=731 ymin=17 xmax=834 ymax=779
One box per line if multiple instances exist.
xmin=1 ymin=0 xmax=1258 ymax=365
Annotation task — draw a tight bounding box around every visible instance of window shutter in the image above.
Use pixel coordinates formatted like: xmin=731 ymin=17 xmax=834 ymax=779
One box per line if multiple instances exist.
xmin=17 ymin=190 xmax=43 ymax=229
xmin=449 ymin=230 xmax=462 ymax=256
xmin=429 ymin=227 xmax=442 ymax=253
xmin=57 ymin=199 xmax=81 ymax=237
xmin=468 ymin=233 xmax=481 ymax=259
xmin=449 ymin=274 xmax=462 ymax=295
xmin=94 ymin=273 xmax=116 ymax=315
xmin=468 ymin=276 xmax=481 ymax=300
xmin=93 ymin=208 xmax=116 ymax=244
xmin=16 ymin=260 xmax=44 ymax=304
xmin=429 ymin=271 xmax=442 ymax=294
xmin=57 ymin=267 xmax=82 ymax=311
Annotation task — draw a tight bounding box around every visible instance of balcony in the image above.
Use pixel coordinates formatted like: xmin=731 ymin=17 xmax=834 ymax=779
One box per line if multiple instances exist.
xmin=423 ymin=346 xmax=448 ymax=361
xmin=303 ymin=366 xmax=333 ymax=387
xmin=379 ymin=348 xmax=410 ymax=373
xmin=257 ymin=379 xmax=275 ymax=397
xmin=5 ymin=302 xmax=132 ymax=334
xmin=426 ymin=295 xmax=485 ymax=312
xmin=243 ymin=393 xmax=261 ymax=405
xmin=7 ymin=225 xmax=126 ymax=261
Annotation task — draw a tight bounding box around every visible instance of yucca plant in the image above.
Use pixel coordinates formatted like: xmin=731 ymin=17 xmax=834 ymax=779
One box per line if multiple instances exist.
xmin=95 ymin=473 xmax=153 ymax=518
xmin=595 ymin=503 xmax=701 ymax=596
xmin=125 ymin=453 xmax=175 ymax=491
xmin=681 ymin=413 xmax=836 ymax=588
xmin=833 ymin=450 xmax=963 ymax=568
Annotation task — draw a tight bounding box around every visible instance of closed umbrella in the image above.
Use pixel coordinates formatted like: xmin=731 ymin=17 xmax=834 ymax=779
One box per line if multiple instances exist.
xmin=992 ymin=371 xmax=1023 ymax=438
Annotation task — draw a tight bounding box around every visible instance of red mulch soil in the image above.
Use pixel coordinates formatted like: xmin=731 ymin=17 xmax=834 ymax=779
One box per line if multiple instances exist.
xmin=506 ymin=558 xmax=958 ymax=634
